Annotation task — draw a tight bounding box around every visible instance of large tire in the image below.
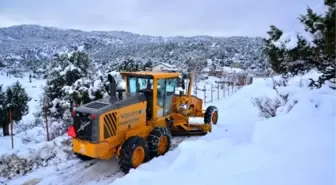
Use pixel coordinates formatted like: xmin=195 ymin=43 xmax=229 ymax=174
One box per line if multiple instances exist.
xmin=75 ymin=153 xmax=93 ymax=161
xmin=204 ymin=105 xmax=218 ymax=125
xmin=118 ymin=136 xmax=150 ymax=174
xmin=147 ymin=127 xmax=172 ymax=159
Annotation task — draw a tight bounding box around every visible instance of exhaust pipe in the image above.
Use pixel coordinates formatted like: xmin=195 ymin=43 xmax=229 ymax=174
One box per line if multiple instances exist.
xmin=108 ymin=74 xmax=117 ymax=100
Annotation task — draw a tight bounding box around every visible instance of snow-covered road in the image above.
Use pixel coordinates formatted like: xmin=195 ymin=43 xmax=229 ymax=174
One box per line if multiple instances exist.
xmin=5 ymin=136 xmax=200 ymax=185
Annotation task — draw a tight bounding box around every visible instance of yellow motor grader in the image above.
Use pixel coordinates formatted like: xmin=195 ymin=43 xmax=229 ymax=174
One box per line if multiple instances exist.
xmin=67 ymin=71 xmax=218 ymax=173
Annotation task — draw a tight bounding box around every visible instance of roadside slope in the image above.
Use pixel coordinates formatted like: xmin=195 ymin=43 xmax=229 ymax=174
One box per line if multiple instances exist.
xmin=110 ymin=73 xmax=335 ymax=185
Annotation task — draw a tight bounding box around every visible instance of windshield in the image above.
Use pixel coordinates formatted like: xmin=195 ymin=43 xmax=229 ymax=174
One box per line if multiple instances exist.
xmin=128 ymin=77 xmax=153 ymax=93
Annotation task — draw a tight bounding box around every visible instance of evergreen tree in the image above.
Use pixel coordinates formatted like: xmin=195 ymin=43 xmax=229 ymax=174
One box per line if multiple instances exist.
xmin=118 ymin=59 xmax=143 ymax=72
xmin=263 ymin=0 xmax=335 ymax=87
xmin=144 ymin=60 xmax=153 ymax=70
xmin=0 ymin=82 xmax=29 ymax=136
xmin=0 ymin=85 xmax=9 ymax=136
xmin=6 ymin=81 xmax=30 ymax=122
xmin=69 ymin=49 xmax=91 ymax=76
xmin=0 ymin=61 xmax=5 ymax=68
xmin=43 ymin=50 xmax=105 ymax=120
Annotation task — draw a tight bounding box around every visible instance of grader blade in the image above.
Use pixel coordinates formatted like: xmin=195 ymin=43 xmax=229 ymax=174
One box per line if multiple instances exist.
xmin=170 ymin=122 xmax=212 ymax=136
xmin=171 ymin=129 xmax=207 ymax=136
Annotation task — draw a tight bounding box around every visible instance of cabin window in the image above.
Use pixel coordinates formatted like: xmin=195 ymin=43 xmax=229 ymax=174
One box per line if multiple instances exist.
xmin=156 ymin=78 xmax=177 ymax=116
xmin=128 ymin=77 xmax=153 ymax=93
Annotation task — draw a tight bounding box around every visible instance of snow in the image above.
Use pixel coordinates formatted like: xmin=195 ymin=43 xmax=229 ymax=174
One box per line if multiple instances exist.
xmin=78 ymin=45 xmax=85 ymax=51
xmin=202 ymin=67 xmax=210 ymax=72
xmin=222 ymin=66 xmax=244 ymax=73
xmin=111 ymin=71 xmax=335 ymax=185
xmin=272 ymin=32 xmax=299 ymax=50
xmin=0 ymin=72 xmax=46 ymax=154
xmin=152 ymin=62 xmax=179 ymax=72
xmin=108 ymin=71 xmax=126 ymax=89
xmin=92 ymin=80 xmax=103 ymax=92
xmin=2 ymin=70 xmax=335 ymax=185
xmin=154 ymin=62 xmax=173 ymax=68
xmin=60 ymin=64 xmax=81 ymax=76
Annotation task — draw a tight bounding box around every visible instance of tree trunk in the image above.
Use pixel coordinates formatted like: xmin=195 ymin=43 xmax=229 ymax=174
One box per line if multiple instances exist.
xmin=2 ymin=122 xmax=9 ymax=136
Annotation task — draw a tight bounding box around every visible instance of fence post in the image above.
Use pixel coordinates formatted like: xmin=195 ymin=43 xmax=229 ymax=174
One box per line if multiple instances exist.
xmin=211 ymin=84 xmax=213 ymax=102
xmin=229 ymin=83 xmax=231 ymax=96
xmin=232 ymin=83 xmax=234 ymax=94
xmin=9 ymin=108 xmax=14 ymax=149
xmin=44 ymin=106 xmax=50 ymax=141
xmin=223 ymin=83 xmax=225 ymax=98
xmin=217 ymin=83 xmax=219 ymax=100
xmin=203 ymin=85 xmax=206 ymax=104
xmin=231 ymin=83 xmax=233 ymax=95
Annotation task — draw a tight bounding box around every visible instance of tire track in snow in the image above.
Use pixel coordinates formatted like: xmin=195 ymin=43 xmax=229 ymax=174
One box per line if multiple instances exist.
xmin=15 ymin=136 xmax=196 ymax=185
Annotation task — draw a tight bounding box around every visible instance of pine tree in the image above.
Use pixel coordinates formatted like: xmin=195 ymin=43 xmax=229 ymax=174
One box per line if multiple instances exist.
xmin=6 ymin=81 xmax=30 ymax=122
xmin=0 ymin=61 xmax=5 ymax=68
xmin=43 ymin=50 xmax=103 ymax=119
xmin=143 ymin=60 xmax=153 ymax=70
xmin=44 ymin=53 xmax=76 ymax=119
xmin=0 ymin=82 xmax=30 ymax=136
xmin=263 ymin=0 xmax=335 ymax=87
xmin=118 ymin=58 xmax=144 ymax=72
xmin=0 ymin=85 xmax=9 ymax=136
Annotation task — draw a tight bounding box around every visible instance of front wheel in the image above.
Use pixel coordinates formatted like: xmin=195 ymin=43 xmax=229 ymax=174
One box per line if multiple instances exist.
xmin=204 ymin=105 xmax=218 ymax=125
xmin=147 ymin=127 xmax=172 ymax=159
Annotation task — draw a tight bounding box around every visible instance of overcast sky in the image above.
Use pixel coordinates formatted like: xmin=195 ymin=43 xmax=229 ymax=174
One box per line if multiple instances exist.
xmin=0 ymin=0 xmax=324 ymax=37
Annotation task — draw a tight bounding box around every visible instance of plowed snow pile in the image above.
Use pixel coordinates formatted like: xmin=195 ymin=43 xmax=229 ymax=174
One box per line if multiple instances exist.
xmin=111 ymin=71 xmax=335 ymax=185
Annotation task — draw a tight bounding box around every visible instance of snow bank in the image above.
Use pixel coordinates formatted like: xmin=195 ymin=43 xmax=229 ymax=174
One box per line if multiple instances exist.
xmin=0 ymin=73 xmax=46 ymax=147
xmin=0 ymin=73 xmax=75 ymax=180
xmin=0 ymin=136 xmax=73 ymax=181
xmin=111 ymin=71 xmax=335 ymax=185
xmin=0 ymin=73 xmax=45 ymax=131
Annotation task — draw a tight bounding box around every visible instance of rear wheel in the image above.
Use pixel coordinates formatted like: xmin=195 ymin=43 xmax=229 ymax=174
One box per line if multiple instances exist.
xmin=204 ymin=106 xmax=218 ymax=125
xmin=118 ymin=136 xmax=150 ymax=174
xmin=147 ymin=127 xmax=172 ymax=159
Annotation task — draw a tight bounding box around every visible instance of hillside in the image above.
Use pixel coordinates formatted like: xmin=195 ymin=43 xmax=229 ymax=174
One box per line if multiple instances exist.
xmin=0 ymin=25 xmax=266 ymax=74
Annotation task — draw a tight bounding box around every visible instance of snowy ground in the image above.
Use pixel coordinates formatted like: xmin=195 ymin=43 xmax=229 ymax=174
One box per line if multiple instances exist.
xmin=4 ymin=136 xmax=198 ymax=185
xmin=0 ymin=73 xmax=46 ymax=155
xmin=110 ymin=71 xmax=335 ymax=185
xmin=2 ymin=71 xmax=335 ymax=185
